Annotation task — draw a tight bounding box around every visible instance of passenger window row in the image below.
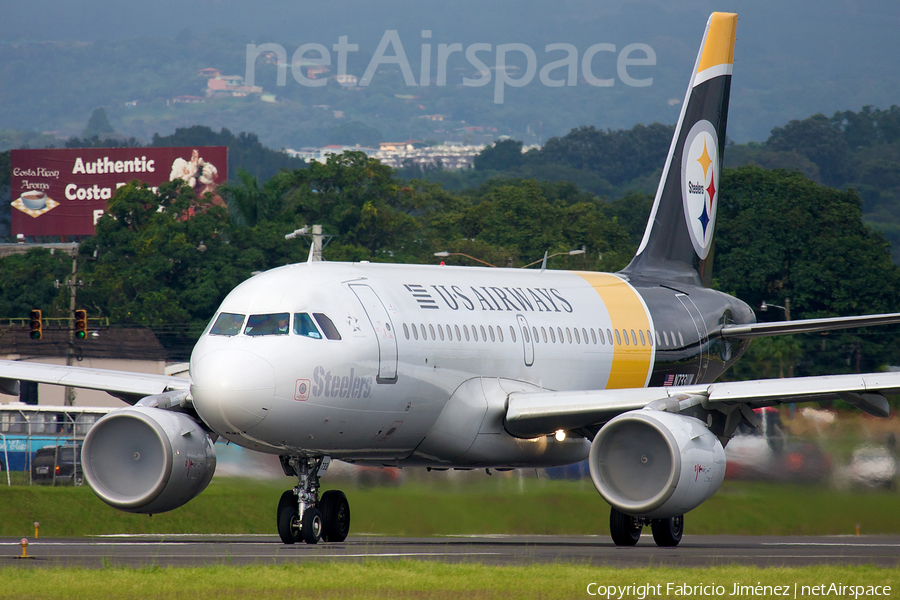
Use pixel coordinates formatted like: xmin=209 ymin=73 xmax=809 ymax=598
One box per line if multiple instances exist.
xmin=402 ymin=322 xmax=656 ymax=348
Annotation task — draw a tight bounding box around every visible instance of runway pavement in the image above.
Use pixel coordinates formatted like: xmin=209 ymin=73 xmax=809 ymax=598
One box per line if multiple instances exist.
xmin=2 ymin=534 xmax=900 ymax=569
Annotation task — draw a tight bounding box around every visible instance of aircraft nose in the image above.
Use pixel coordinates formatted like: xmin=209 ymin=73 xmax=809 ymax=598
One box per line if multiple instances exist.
xmin=191 ymin=349 xmax=275 ymax=434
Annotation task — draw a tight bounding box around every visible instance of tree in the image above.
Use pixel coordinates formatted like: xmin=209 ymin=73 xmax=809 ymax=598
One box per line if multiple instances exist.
xmin=82 ymin=107 xmax=114 ymax=138
xmin=715 ymin=166 xmax=900 ymax=377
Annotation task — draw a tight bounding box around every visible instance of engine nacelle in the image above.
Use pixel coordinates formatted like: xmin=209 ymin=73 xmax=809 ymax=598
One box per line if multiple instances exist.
xmin=589 ymin=410 xmax=725 ymax=518
xmin=82 ymin=406 xmax=216 ymax=514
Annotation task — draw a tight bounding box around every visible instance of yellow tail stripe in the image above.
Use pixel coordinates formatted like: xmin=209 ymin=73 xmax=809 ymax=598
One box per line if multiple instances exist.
xmin=697 ymin=12 xmax=737 ymax=73
xmin=577 ymin=272 xmax=653 ymax=389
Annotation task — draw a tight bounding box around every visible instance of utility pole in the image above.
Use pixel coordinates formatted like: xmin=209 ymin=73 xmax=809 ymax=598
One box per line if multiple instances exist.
xmin=64 ymin=248 xmax=80 ymax=406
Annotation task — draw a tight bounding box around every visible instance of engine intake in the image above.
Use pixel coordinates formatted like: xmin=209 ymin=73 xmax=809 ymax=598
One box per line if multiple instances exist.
xmin=82 ymin=406 xmax=216 ymax=514
xmin=589 ymin=410 xmax=725 ymax=518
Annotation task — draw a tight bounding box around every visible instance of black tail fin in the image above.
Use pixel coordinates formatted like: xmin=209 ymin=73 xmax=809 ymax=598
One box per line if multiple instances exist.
xmin=621 ymin=12 xmax=737 ymax=287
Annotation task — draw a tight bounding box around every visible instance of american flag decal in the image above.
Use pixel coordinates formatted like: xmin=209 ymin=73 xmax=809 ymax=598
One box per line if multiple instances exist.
xmin=404 ymin=284 xmax=439 ymax=309
xmin=664 ymin=374 xmax=675 ymax=386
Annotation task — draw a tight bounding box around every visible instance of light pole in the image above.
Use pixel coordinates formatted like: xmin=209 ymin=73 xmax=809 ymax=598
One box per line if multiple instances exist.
xmin=761 ymin=297 xmax=794 ymax=417
xmin=520 ymin=249 xmax=585 ymax=270
xmin=434 ymin=252 xmax=498 ymax=268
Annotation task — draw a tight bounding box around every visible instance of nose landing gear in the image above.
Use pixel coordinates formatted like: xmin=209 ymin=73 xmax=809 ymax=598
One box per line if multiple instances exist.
xmin=277 ymin=455 xmax=350 ymax=545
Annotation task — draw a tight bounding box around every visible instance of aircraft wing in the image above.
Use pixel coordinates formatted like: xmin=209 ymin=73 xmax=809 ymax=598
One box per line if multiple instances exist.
xmin=0 ymin=359 xmax=190 ymax=405
xmin=716 ymin=312 xmax=900 ymax=338
xmin=504 ymin=371 xmax=900 ymax=438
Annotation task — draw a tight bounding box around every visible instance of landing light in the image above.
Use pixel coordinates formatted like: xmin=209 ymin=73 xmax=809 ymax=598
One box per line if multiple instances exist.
xmin=554 ymin=429 xmax=567 ymax=442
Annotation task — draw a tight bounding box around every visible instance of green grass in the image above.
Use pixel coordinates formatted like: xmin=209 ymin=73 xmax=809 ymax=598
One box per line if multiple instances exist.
xmin=1 ymin=476 xmax=899 ymax=538
xmin=0 ymin=563 xmax=897 ymax=599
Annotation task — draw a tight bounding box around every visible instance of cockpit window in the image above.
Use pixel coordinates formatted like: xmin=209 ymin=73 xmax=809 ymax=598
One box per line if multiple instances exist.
xmin=209 ymin=313 xmax=245 ymax=336
xmin=294 ymin=313 xmax=322 ymax=339
xmin=313 ymin=313 xmax=342 ymax=341
xmin=244 ymin=313 xmax=290 ymax=336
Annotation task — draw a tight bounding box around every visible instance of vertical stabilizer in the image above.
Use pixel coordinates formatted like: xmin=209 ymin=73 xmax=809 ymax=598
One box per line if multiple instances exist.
xmin=620 ymin=13 xmax=737 ymax=287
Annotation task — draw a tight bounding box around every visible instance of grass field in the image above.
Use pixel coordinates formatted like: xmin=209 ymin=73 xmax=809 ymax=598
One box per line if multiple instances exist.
xmin=0 ymin=563 xmax=897 ymax=599
xmin=1 ymin=475 xmax=899 ymax=538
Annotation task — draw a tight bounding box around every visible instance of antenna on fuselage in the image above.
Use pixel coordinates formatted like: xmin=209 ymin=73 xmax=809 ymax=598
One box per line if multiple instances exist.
xmin=539 ymin=251 xmax=549 ymax=273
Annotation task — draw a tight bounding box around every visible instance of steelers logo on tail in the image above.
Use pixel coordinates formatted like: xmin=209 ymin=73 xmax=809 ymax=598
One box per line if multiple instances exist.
xmin=681 ymin=120 xmax=719 ymax=260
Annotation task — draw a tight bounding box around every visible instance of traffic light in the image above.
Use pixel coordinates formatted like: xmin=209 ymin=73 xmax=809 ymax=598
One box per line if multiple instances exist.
xmin=74 ymin=309 xmax=87 ymax=340
xmin=29 ymin=309 xmax=42 ymax=340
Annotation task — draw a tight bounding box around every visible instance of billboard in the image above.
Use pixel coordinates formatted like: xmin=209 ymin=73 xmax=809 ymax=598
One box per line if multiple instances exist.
xmin=10 ymin=146 xmax=228 ymax=236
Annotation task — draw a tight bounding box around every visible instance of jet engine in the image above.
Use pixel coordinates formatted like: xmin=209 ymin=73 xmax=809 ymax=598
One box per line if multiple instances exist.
xmin=82 ymin=406 xmax=216 ymax=514
xmin=589 ymin=410 xmax=725 ymax=518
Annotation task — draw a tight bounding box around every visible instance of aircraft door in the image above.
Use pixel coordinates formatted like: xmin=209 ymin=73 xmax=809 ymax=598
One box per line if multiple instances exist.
xmin=675 ymin=293 xmax=709 ymax=382
xmin=516 ymin=314 xmax=534 ymax=367
xmin=349 ymin=284 xmax=398 ymax=383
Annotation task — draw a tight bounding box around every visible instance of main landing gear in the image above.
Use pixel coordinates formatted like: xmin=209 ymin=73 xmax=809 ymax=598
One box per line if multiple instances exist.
xmin=609 ymin=507 xmax=683 ymax=547
xmin=277 ymin=455 xmax=351 ymax=544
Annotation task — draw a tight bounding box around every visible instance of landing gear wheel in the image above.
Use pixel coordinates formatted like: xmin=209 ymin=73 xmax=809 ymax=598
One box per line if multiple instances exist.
xmin=301 ymin=507 xmax=323 ymax=544
xmin=609 ymin=507 xmax=642 ymax=546
xmin=277 ymin=490 xmax=301 ymax=544
xmin=650 ymin=515 xmax=684 ymax=547
xmin=320 ymin=490 xmax=351 ymax=542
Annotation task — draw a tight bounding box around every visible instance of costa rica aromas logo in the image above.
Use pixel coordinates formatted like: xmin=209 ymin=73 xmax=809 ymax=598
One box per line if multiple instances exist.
xmin=681 ymin=119 xmax=719 ymax=259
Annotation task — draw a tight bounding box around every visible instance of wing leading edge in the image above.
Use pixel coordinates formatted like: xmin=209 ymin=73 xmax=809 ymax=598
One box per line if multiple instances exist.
xmin=716 ymin=312 xmax=900 ymax=339
xmin=0 ymin=359 xmax=190 ymax=405
xmin=504 ymin=371 xmax=900 ymax=439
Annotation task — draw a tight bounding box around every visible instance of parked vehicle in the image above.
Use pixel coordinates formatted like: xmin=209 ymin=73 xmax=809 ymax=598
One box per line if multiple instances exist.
xmin=31 ymin=443 xmax=83 ymax=486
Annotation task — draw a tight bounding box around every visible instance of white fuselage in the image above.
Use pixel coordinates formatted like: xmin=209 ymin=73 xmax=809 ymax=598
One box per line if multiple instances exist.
xmin=189 ymin=261 xmax=658 ymax=466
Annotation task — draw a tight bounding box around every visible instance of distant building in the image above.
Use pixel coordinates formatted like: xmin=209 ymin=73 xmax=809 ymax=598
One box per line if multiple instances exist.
xmin=206 ymin=76 xmax=263 ymax=97
xmin=335 ymin=74 xmax=358 ymax=86
xmin=285 ymin=145 xmax=378 ymax=164
xmin=197 ymin=67 xmax=221 ymax=78
xmin=374 ymin=142 xmax=488 ymax=170
xmin=172 ymin=95 xmax=205 ymax=104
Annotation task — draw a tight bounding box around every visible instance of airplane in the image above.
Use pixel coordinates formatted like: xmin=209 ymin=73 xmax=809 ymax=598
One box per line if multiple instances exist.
xmin=3 ymin=12 xmax=900 ymax=548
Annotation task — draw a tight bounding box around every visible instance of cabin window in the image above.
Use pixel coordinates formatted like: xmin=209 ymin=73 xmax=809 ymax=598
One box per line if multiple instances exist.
xmin=480 ymin=325 xmax=487 ymax=341
xmin=678 ymin=331 xmax=685 ymax=346
xmin=532 ymin=326 xmax=539 ymax=343
xmin=429 ymin=324 xmax=436 ymax=340
xmin=662 ymin=331 xmax=669 ymax=346
xmin=522 ymin=327 xmax=530 ymax=343
xmin=438 ymin=324 xmax=445 ymax=341
xmin=313 ymin=313 xmax=342 ymax=340
xmin=557 ymin=327 xmax=563 ymax=343
xmin=631 ymin=330 xmax=637 ymax=345
xmin=446 ymin=324 xmax=453 ymax=341
xmin=598 ymin=329 xmax=605 ymax=345
xmin=590 ymin=329 xmax=597 ymax=344
xmin=292 ymin=313 xmax=321 ymax=338
xmin=488 ymin=326 xmax=495 ymax=342
xmin=647 ymin=330 xmax=653 ymax=346
xmin=574 ymin=328 xmax=580 ymax=344
xmin=246 ymin=313 xmax=291 ymax=336
xmin=639 ymin=330 xmax=646 ymax=345
xmin=403 ymin=323 xmax=410 ymax=340
xmin=614 ymin=329 xmax=622 ymax=345
xmin=607 ymin=329 xmax=614 ymax=345
xmin=472 ymin=325 xmax=479 ymax=342
xmin=497 ymin=326 xmax=504 ymax=342
xmin=549 ymin=327 xmax=556 ymax=343
xmin=464 ymin=326 xmax=470 ymax=341
xmin=412 ymin=324 xmax=419 ymax=340
xmin=455 ymin=325 xmax=462 ymax=340
xmin=566 ymin=328 xmax=572 ymax=344
xmin=209 ymin=312 xmax=245 ymax=336
xmin=622 ymin=329 xmax=630 ymax=345
xmin=582 ymin=328 xmax=588 ymax=344
xmin=420 ymin=324 xmax=427 ymax=340
xmin=509 ymin=326 xmax=517 ymax=343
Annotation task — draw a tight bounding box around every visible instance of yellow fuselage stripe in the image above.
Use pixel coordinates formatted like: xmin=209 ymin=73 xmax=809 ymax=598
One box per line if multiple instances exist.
xmin=577 ymin=272 xmax=653 ymax=388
